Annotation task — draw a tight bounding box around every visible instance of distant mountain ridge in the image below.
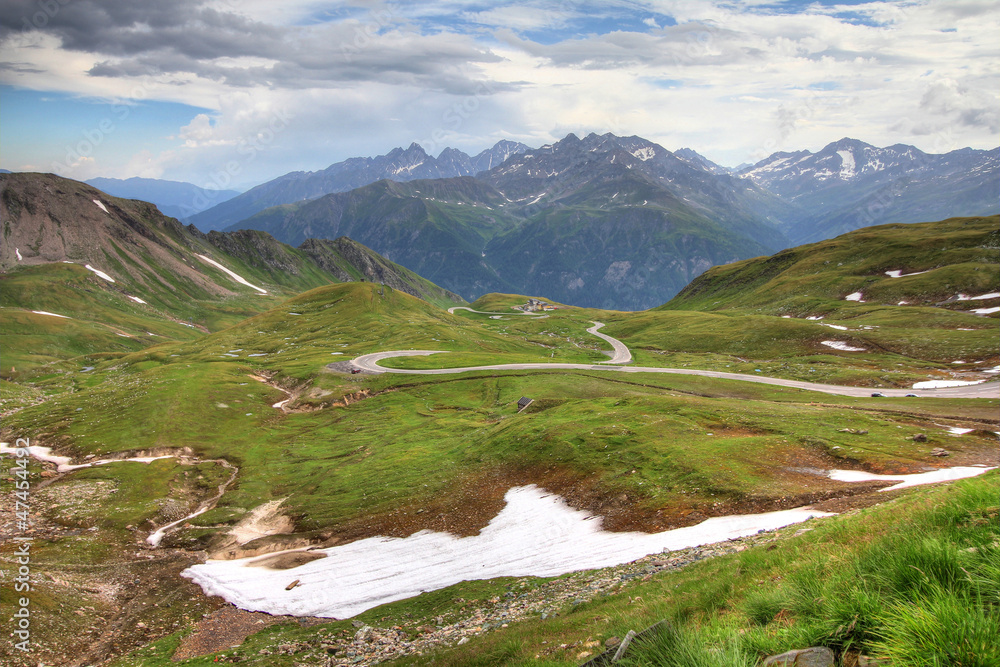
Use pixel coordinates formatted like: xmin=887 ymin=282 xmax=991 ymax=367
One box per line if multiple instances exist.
xmin=738 ymin=138 xmax=999 ymax=243
xmin=85 ymin=176 xmax=240 ymax=221
xmin=228 ymin=132 xmax=795 ymax=309
xmin=188 ymin=139 xmax=531 ymax=232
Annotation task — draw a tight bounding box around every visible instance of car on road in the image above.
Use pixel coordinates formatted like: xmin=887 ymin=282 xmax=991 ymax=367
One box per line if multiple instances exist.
xmin=871 ymin=392 xmax=885 ymax=397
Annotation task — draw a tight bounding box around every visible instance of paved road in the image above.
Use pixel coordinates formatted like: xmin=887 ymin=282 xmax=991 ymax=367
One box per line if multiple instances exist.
xmin=588 ymin=322 xmax=632 ymax=364
xmin=350 ymin=325 xmax=998 ymax=400
xmin=447 ymin=306 xmax=544 ymax=316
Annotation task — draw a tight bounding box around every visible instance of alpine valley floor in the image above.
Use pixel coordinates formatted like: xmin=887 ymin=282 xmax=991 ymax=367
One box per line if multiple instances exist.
xmin=1 ymin=219 xmax=998 ymax=667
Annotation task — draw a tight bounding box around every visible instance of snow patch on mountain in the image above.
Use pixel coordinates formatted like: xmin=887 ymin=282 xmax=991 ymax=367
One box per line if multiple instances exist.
xmin=85 ymin=264 xmax=116 ymax=283
xmin=195 ymin=254 xmax=268 ymax=294
xmin=631 ymin=147 xmax=656 ymax=161
xmin=837 ymin=150 xmax=855 ymax=179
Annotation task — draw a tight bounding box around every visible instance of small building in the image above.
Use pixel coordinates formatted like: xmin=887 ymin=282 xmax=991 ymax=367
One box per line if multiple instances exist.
xmin=517 ymin=396 xmax=533 ymax=412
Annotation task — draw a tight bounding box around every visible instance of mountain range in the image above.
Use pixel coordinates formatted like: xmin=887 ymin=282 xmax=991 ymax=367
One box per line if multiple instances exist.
xmin=223 ymin=132 xmax=802 ymax=309
xmin=85 ymin=176 xmax=240 ymax=221
xmin=16 ymin=133 xmax=1000 ymax=311
xmin=738 ymin=137 xmax=999 ymax=243
xmin=187 ymin=139 xmax=531 ymax=232
xmin=211 ymin=132 xmax=996 ymax=309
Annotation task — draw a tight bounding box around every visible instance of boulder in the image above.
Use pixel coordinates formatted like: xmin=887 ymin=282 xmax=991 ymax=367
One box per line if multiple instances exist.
xmin=762 ymin=646 xmax=835 ymax=667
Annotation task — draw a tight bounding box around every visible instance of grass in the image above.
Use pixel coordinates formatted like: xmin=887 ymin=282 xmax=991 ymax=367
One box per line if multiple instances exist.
xmin=2 ymin=225 xmax=997 ymax=666
xmin=7 ymin=346 xmax=997 ymax=548
xmin=665 ymin=216 xmax=999 ymax=314
xmin=383 ymin=472 xmax=1000 ymax=667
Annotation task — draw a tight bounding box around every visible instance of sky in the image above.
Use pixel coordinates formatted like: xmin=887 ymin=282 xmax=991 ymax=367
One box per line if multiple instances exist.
xmin=1 ymin=0 xmax=997 ymax=190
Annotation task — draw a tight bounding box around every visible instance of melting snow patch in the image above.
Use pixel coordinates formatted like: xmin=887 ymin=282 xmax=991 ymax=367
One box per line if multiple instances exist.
xmin=93 ymin=199 xmax=109 ymax=214
xmin=885 ymin=269 xmax=929 ymax=278
xmin=983 ymin=365 xmax=1000 ymax=374
xmin=0 ymin=442 xmax=74 ymax=469
xmin=15 ymin=247 xmax=22 ymax=261
xmin=844 ymin=292 xmax=864 ymax=302
xmin=970 ymin=292 xmax=1000 ymax=300
xmin=971 ymin=306 xmax=999 ymax=315
xmin=821 ymin=340 xmax=865 ymax=352
xmin=195 ymin=254 xmax=267 ymax=294
xmin=31 ymin=310 xmax=70 ymax=319
xmin=127 ymin=295 xmax=147 ymax=304
xmin=819 ymin=323 xmax=848 ymax=330
xmin=912 ymin=379 xmax=987 ymax=389
xmin=806 ymin=316 xmax=823 ymax=320
xmin=945 ymin=427 xmax=974 ymax=436
xmin=182 ymin=485 xmax=833 ymax=619
xmin=85 ymin=264 xmax=116 ymax=282
xmin=829 ymin=466 xmax=994 ymax=492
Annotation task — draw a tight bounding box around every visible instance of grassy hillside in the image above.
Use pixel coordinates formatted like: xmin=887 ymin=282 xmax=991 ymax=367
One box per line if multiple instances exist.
xmin=664 ymin=216 xmax=999 ymax=314
xmin=0 ymin=173 xmax=464 ymax=376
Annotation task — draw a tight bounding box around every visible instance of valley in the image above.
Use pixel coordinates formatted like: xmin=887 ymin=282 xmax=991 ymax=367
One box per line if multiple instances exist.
xmin=1 ymin=177 xmax=998 ymax=667
xmin=5 ymin=1 xmax=1000 ymax=663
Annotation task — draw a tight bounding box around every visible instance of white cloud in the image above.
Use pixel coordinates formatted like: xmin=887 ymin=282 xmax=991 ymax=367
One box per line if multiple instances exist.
xmin=1 ymin=0 xmax=997 ymax=180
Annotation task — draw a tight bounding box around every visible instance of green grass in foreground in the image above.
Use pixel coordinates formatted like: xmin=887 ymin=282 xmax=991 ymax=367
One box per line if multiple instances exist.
xmin=389 ymin=472 xmax=999 ymax=666
xmin=99 ymin=471 xmax=1000 ymax=667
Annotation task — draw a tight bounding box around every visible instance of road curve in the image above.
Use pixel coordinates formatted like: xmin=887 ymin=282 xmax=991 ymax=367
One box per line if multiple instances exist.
xmin=349 ymin=352 xmax=999 ymax=399
xmin=447 ymin=306 xmax=543 ymax=316
xmin=588 ymin=322 xmax=632 ymax=364
xmin=351 ymin=319 xmax=997 ymax=399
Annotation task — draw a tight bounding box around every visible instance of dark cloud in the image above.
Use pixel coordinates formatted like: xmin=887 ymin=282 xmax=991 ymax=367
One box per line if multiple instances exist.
xmin=0 ymin=60 xmax=44 ymax=73
xmin=1 ymin=0 xmax=511 ymax=95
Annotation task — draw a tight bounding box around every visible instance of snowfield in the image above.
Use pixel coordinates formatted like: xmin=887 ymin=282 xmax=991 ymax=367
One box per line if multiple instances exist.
xmin=182 ymin=485 xmax=835 ymax=619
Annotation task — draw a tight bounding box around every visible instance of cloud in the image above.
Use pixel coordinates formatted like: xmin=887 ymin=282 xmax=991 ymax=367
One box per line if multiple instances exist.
xmin=1 ymin=0 xmax=997 ymax=182
xmin=2 ymin=0 xmax=510 ymax=95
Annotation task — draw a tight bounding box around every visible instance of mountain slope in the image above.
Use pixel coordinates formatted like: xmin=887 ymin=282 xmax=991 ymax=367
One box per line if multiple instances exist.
xmin=740 ymin=138 xmax=999 ymax=243
xmin=0 ymin=173 xmax=464 ymax=374
xmin=188 ymin=140 xmax=531 ymax=232
xmin=228 ymin=133 xmax=794 ymax=309
xmin=662 ymin=215 xmax=1000 ymax=314
xmin=85 ymin=176 xmax=239 ymax=220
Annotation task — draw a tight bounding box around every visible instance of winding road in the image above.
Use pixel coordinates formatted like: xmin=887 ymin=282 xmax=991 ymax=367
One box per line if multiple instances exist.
xmin=350 ymin=322 xmax=998 ymax=399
